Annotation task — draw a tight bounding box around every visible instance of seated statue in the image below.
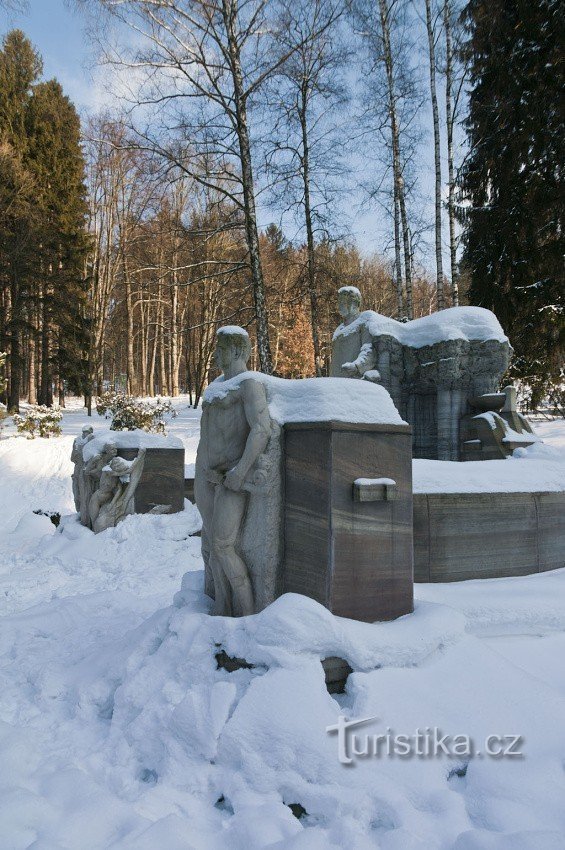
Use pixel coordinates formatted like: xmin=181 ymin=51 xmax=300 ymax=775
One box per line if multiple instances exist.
xmin=89 ymin=449 xmax=146 ymax=534
xmin=195 ymin=327 xmax=272 ymax=617
xmin=330 ymin=286 xmax=380 ymax=382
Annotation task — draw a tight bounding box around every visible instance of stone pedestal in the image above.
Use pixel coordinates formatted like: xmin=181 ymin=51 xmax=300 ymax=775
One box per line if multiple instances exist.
xmin=118 ymin=447 xmax=185 ymax=514
xmin=283 ymin=421 xmax=413 ymax=622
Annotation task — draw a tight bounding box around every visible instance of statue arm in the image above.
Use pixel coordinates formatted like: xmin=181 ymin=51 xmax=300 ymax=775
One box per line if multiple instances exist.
xmin=224 ymin=380 xmax=270 ymax=491
xmin=121 ymin=449 xmax=147 ymax=504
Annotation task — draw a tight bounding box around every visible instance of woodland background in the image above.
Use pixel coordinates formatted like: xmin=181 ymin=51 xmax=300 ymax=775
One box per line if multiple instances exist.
xmin=0 ymin=0 xmax=562 ymax=411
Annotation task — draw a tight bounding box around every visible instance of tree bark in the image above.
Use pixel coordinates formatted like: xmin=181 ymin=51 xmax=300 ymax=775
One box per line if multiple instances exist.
xmin=222 ymin=0 xmax=272 ymax=373
xmin=425 ymin=0 xmax=445 ymax=309
xmin=444 ymin=0 xmax=459 ymax=305
xmin=378 ymin=0 xmax=413 ymax=319
xmin=298 ymin=81 xmax=323 ymax=376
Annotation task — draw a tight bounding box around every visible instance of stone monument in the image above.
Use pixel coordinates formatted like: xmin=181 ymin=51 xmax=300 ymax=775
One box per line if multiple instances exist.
xmin=330 ymin=287 xmax=380 ymax=382
xmin=195 ymin=326 xmax=272 ymax=617
xmin=195 ymin=325 xmax=413 ymax=622
xmin=330 ymin=291 xmax=529 ymax=461
xmin=73 ymin=429 xmax=185 ymax=532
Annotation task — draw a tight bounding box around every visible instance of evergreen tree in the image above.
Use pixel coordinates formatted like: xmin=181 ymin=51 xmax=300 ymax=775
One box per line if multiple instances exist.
xmin=27 ymin=80 xmax=89 ymax=406
xmin=0 ymin=31 xmax=89 ymax=409
xmin=0 ymin=30 xmax=41 ymax=411
xmin=459 ymin=0 xmax=564 ymax=406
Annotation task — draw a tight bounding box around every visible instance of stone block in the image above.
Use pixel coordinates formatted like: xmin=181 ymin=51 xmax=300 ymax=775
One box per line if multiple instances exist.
xmin=283 ymin=421 xmax=414 ymax=622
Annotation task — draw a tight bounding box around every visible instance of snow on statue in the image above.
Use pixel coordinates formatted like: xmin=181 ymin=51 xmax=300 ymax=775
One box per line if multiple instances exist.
xmin=195 ymin=327 xmax=272 ymax=617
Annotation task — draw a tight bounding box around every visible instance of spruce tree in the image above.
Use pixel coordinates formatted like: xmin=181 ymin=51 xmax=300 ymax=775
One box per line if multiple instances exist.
xmin=459 ymin=0 xmax=564 ymax=407
xmin=27 ymin=80 xmax=89 ymax=406
xmin=0 ymin=30 xmax=42 ymax=411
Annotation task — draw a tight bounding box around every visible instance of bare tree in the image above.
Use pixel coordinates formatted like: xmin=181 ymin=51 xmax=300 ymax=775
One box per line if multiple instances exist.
xmin=424 ymin=0 xmax=444 ymax=308
xmin=265 ymin=0 xmax=347 ymax=374
xmin=82 ymin=0 xmax=331 ymax=373
xmin=353 ymin=0 xmax=423 ymax=320
xmin=442 ymin=0 xmax=464 ymax=305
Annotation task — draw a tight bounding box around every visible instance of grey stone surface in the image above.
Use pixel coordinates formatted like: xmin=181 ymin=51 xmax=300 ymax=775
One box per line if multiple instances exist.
xmin=195 ymin=326 xmax=411 ymax=621
xmin=414 ymin=490 xmax=565 ymax=581
xmin=195 ymin=327 xmax=273 ymax=617
xmin=74 ymin=434 xmax=185 ymax=532
xmin=330 ymin=292 xmax=517 ymax=460
xmin=89 ymin=450 xmax=146 ymax=533
xmin=330 ymin=287 xmax=379 ymax=381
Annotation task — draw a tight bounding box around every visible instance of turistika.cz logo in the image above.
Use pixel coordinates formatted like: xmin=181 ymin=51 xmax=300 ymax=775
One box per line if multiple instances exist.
xmin=326 ymin=715 xmax=524 ymax=765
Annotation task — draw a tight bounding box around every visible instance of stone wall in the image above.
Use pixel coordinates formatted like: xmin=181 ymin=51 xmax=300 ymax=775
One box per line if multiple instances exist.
xmin=414 ymin=491 xmax=565 ymax=581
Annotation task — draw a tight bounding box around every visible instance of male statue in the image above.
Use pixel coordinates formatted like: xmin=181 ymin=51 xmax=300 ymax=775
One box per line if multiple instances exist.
xmin=195 ymin=327 xmax=271 ymax=617
xmin=330 ymin=286 xmax=379 ymax=381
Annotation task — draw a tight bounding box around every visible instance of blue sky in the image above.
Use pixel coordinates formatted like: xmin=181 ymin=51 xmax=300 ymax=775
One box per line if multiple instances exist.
xmin=0 ymin=0 xmax=448 ymax=268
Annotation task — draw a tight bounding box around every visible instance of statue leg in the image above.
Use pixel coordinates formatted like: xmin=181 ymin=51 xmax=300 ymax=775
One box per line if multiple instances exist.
xmin=195 ymin=476 xmax=222 ymax=604
xmin=210 ymin=486 xmax=254 ymax=617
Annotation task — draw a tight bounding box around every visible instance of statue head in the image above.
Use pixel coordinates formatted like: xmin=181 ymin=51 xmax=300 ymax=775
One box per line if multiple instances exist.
xmin=215 ymin=326 xmax=252 ymax=379
xmin=109 ymin=457 xmax=131 ymax=476
xmin=337 ymin=286 xmax=362 ymax=325
xmin=102 ymin=442 xmax=118 ymax=461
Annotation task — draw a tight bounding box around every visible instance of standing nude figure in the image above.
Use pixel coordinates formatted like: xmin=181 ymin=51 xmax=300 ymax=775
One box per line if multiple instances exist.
xmin=195 ymin=327 xmax=271 ymax=617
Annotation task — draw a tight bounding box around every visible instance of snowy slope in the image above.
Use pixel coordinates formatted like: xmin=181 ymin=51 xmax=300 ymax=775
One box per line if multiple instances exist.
xmin=1 ymin=407 xmax=564 ymax=849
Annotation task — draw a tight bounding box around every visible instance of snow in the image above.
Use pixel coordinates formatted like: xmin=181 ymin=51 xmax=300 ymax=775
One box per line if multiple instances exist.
xmin=414 ymin=439 xmax=565 ymax=493
xmin=82 ymin=428 xmax=183 ymax=462
xmin=217 ymin=326 xmax=250 ymax=338
xmin=204 ymin=374 xmax=406 ymax=426
xmin=333 ymin=306 xmax=508 ymax=348
xmin=0 ymin=403 xmax=565 ymax=849
xmin=338 ymin=286 xmax=361 ymax=298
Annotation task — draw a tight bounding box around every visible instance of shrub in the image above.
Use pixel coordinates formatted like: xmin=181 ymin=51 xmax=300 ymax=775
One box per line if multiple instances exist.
xmin=95 ymin=391 xmax=176 ymax=434
xmin=13 ymin=405 xmax=63 ymax=439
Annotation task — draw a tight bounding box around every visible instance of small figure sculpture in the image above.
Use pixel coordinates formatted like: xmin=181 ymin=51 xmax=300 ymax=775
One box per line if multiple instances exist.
xmin=330 ymin=287 xmax=380 ymax=381
xmin=71 ymin=426 xmax=94 ymax=512
xmin=195 ymin=327 xmax=272 ymax=616
xmin=83 ymin=442 xmax=118 ymax=527
xmin=89 ymin=449 xmax=146 ymax=534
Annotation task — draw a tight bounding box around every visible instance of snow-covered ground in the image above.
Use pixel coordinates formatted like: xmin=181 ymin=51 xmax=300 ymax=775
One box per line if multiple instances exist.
xmin=1 ymin=402 xmax=565 ymax=849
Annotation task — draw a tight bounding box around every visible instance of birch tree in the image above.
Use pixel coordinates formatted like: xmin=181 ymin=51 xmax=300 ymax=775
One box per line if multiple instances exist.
xmin=424 ymin=0 xmax=444 ymax=308
xmin=265 ymin=0 xmax=346 ymax=374
xmin=85 ymin=0 xmax=328 ymax=373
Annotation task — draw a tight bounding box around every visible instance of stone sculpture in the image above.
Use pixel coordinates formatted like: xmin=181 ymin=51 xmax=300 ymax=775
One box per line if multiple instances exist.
xmin=72 ymin=429 xmax=185 ymax=532
xmin=83 ymin=442 xmax=118 ymax=526
xmin=195 ymin=327 xmax=272 ymax=617
xmin=192 ymin=330 xmax=413 ymax=622
xmin=71 ymin=426 xmax=94 ymax=512
xmin=89 ymin=449 xmax=146 ymax=534
xmin=331 ymin=290 xmax=515 ymax=460
xmin=330 ymin=287 xmax=380 ymax=381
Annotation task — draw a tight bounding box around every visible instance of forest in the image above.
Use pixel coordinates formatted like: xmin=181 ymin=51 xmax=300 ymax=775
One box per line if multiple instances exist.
xmin=0 ymin=0 xmax=562 ymax=411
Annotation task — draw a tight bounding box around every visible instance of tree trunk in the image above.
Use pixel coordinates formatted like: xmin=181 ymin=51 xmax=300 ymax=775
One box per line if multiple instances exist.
xmin=378 ymin=0 xmax=413 ymax=319
xmin=28 ymin=330 xmax=37 ymax=404
xmin=444 ymin=0 xmax=459 ymax=305
xmin=299 ymin=83 xmax=323 ymax=376
xmin=122 ymin=252 xmax=137 ymax=395
xmin=425 ymin=0 xmax=445 ymax=309
xmin=7 ymin=272 xmax=20 ymax=413
xmin=222 ymin=0 xmax=272 ymax=373
xmin=39 ymin=278 xmax=53 ymax=408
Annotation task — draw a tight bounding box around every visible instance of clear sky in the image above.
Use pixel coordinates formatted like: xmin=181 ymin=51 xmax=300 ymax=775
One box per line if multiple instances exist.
xmin=1 ymin=0 xmax=446 ymax=268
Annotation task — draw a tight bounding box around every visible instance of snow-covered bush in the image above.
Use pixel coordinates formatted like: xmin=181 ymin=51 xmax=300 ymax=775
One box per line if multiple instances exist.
xmin=13 ymin=405 xmax=63 ymax=439
xmin=95 ymin=391 xmax=176 ymax=434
